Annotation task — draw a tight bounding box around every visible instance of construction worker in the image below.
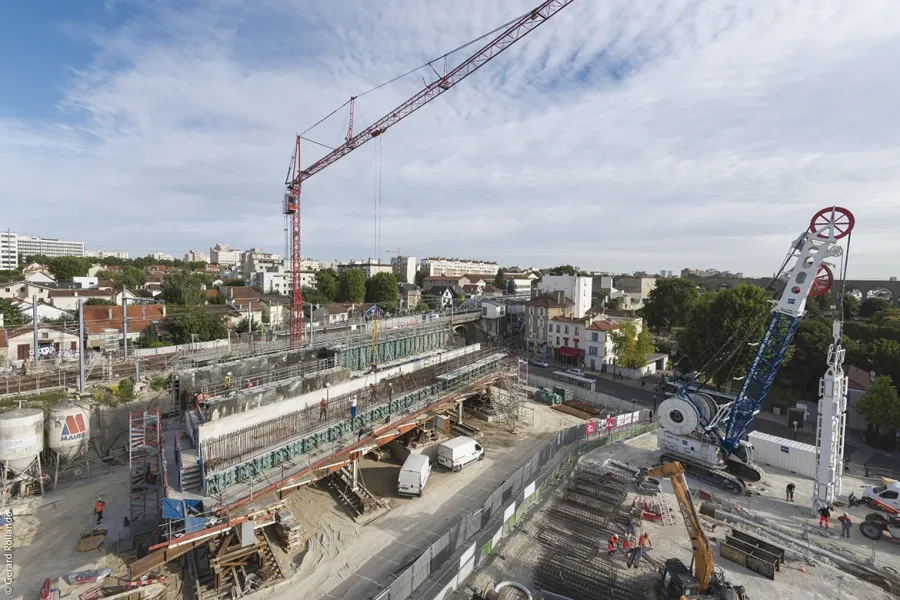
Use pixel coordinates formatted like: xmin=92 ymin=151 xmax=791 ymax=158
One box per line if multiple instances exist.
xmin=838 ymin=512 xmax=852 ymax=538
xmin=350 ymin=395 xmax=358 ymax=420
xmin=818 ymin=505 xmax=832 ymax=529
xmin=224 ymin=372 xmax=232 ymax=391
xmin=785 ymin=482 xmax=795 ymax=502
xmin=639 ymin=532 xmax=652 ymax=550
xmin=320 ymin=398 xmax=327 ymax=421
xmin=607 ymin=534 xmax=619 ymax=556
xmin=94 ymin=497 xmax=105 ymax=525
xmin=626 ymin=545 xmax=642 ymax=568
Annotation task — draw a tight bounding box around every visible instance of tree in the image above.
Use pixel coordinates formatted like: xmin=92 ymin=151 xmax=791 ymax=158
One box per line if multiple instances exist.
xmin=337 ymin=269 xmax=366 ymax=303
xmin=161 ymin=270 xmax=205 ymax=305
xmin=778 ymin=318 xmax=834 ymax=394
xmin=610 ymin=321 xmax=655 ymax=369
xmin=416 ymin=299 xmax=432 ymax=311
xmin=301 ymin=286 xmax=329 ymax=309
xmin=414 ymin=270 xmax=425 ymax=288
xmin=494 ymin=268 xmax=508 ymax=291
xmin=46 ymin=256 xmax=92 ymax=282
xmin=641 ymin=278 xmax=700 ymax=330
xmin=138 ymin=325 xmax=162 ymax=348
xmin=166 ymin=306 xmax=228 ymax=344
xmin=677 ymin=284 xmax=777 ymax=388
xmin=860 ymin=297 xmax=891 ymax=319
xmin=365 ymin=272 xmax=398 ymax=309
xmin=842 ymin=294 xmax=860 ymax=320
xmin=85 ymin=298 xmax=116 ymax=306
xmin=870 ymin=338 xmax=900 ymax=388
xmin=98 ymin=266 xmax=147 ymax=289
xmin=547 ymin=265 xmax=577 ymax=276
xmin=233 ymin=318 xmax=251 ymax=334
xmin=857 ymin=376 xmax=900 ymax=430
xmin=872 ymin=308 xmax=900 ymax=329
xmin=0 ymin=299 xmax=28 ymax=326
xmin=315 ymin=268 xmax=339 ymax=301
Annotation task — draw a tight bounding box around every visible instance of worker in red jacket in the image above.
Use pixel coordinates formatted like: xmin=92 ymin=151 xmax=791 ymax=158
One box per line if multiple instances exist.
xmin=607 ymin=534 xmax=619 ymax=556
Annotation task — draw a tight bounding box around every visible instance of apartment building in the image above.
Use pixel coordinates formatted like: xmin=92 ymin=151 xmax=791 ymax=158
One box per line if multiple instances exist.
xmin=419 ymin=257 xmax=497 ymax=277
xmin=184 ymin=250 xmax=209 ymax=263
xmin=149 ymin=252 xmax=174 ymax=261
xmin=210 ymin=244 xmax=242 ymax=267
xmin=525 ymin=291 xmax=575 ymax=358
xmin=0 ymin=231 xmax=17 ymax=270
xmin=241 ymin=248 xmax=281 ymax=279
xmin=337 ymin=259 xmax=393 ymax=278
xmin=538 ymin=275 xmax=592 ymax=318
xmin=16 ymin=235 xmax=84 ymax=259
xmin=391 ymin=255 xmax=416 ymax=283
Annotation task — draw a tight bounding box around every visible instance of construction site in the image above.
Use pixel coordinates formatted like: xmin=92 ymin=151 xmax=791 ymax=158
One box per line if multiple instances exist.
xmin=3 ymin=2 xmax=899 ymax=600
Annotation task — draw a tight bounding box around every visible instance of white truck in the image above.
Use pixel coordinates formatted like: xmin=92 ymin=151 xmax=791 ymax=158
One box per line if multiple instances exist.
xmin=398 ymin=454 xmax=432 ymax=497
xmin=861 ymin=480 xmax=900 ymax=515
xmin=437 ymin=436 xmax=484 ymax=472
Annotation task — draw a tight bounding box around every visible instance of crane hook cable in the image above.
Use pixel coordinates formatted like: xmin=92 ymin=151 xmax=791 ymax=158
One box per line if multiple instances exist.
xmin=298 ymin=6 xmax=538 ymax=139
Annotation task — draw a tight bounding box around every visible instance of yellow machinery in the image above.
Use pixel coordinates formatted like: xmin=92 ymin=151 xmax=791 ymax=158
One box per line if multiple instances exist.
xmin=645 ymin=461 xmax=714 ymax=596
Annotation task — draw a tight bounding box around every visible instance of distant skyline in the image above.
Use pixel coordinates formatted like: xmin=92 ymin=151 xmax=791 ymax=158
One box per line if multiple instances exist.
xmin=1 ymin=2 xmax=899 ymax=278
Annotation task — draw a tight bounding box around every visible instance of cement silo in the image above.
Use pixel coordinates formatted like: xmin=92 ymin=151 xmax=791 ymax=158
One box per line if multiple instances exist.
xmin=47 ymin=404 xmax=90 ymax=459
xmin=0 ymin=409 xmax=44 ymax=472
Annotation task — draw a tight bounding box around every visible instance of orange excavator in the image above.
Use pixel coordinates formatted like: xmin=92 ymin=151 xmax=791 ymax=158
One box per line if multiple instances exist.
xmin=642 ymin=461 xmax=749 ymax=600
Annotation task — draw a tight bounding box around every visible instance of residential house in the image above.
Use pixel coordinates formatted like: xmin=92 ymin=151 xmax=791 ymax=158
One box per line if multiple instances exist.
xmin=0 ymin=281 xmax=55 ymax=302
xmin=547 ymin=316 xmax=591 ymax=364
xmin=398 ymin=283 xmax=421 ymax=311
xmin=72 ymin=276 xmax=99 ymax=289
xmin=83 ymin=305 xmax=168 ymax=346
xmin=429 ymin=285 xmax=465 ymax=309
xmin=48 ymin=288 xmax=137 ymax=311
xmin=584 ymin=320 xmax=620 ymax=372
xmin=314 ymin=304 xmax=351 ymax=324
xmin=223 ymin=286 xmax=261 ymax=302
xmin=11 ymin=298 xmax=72 ymax=322
xmin=525 ymin=291 xmax=575 ymax=357
xmin=5 ymin=325 xmax=80 ymax=364
xmin=423 ymin=275 xmax=470 ymax=290
xmin=230 ymin=299 xmax=266 ymax=327
xmin=506 ymin=275 xmax=534 ymax=296
xmin=481 ymin=284 xmax=503 ymax=297
xmin=23 ymin=268 xmax=56 ymax=285
xmin=480 ymin=300 xmax=506 ymax=339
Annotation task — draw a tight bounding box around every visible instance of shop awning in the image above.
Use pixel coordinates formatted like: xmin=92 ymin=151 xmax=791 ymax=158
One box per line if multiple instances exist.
xmin=555 ymin=346 xmax=585 ymax=357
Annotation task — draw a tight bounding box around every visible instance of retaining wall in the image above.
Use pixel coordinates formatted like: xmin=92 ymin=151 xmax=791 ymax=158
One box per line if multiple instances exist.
xmin=528 ymin=373 xmax=649 ymax=415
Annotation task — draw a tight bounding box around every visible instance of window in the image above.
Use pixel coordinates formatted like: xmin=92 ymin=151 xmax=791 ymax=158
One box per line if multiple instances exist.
xmin=575 ymin=327 xmax=579 ymax=336
xmin=589 ymin=346 xmax=598 ymax=356
xmin=882 ymin=491 xmax=899 ymax=500
xmin=556 ymin=324 xmax=561 ymax=333
xmin=564 ymin=326 xmax=569 ymax=334
xmin=556 ymin=336 xmax=560 ymax=345
xmin=591 ymin=332 xmax=599 ymax=342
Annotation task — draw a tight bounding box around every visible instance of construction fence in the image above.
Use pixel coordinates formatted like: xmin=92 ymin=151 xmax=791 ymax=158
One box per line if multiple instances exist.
xmin=374 ymin=418 xmax=659 ymax=600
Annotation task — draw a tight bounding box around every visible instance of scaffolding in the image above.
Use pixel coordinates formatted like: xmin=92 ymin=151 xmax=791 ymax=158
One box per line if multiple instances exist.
xmin=129 ymin=409 xmax=165 ymax=525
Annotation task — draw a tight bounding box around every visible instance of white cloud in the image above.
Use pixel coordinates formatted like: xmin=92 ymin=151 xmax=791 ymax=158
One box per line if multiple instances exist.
xmin=1 ymin=0 xmax=898 ymax=277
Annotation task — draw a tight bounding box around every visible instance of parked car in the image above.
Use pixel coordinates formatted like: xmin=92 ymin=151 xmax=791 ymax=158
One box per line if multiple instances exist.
xmin=566 ymin=368 xmax=584 ymax=376
xmin=530 ymin=359 xmax=550 ymax=368
xmin=398 ymin=454 xmax=432 ymax=497
xmin=437 ymin=436 xmax=484 ymax=472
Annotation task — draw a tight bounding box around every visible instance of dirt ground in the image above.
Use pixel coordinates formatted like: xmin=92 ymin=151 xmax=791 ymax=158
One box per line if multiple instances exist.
xmin=267 ymin=401 xmax=586 ymax=600
xmin=464 ymin=432 xmax=898 ymax=600
xmin=13 ymin=465 xmax=132 ymax=600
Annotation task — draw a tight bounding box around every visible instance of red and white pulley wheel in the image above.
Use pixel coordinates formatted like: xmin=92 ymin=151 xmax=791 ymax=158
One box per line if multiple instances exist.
xmin=808 ymin=264 xmax=833 ymax=297
xmin=809 ymin=207 xmax=855 ymax=240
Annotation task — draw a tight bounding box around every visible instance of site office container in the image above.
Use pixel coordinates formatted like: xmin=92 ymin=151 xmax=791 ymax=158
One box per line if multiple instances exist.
xmin=748 ymin=431 xmax=817 ymax=478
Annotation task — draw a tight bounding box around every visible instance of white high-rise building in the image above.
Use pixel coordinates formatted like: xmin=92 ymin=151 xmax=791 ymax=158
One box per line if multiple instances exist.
xmin=0 ymin=232 xmax=18 ymax=270
xmin=537 ymin=275 xmax=593 ymax=319
xmin=391 ymin=255 xmax=416 ymax=283
xmin=149 ymin=252 xmax=174 ymax=261
xmin=419 ymin=257 xmax=497 ymax=277
xmin=184 ymin=250 xmax=209 ymax=263
xmin=86 ymin=250 xmax=130 ymax=260
xmin=16 ymin=234 xmax=84 ymax=259
xmin=210 ymin=243 xmax=242 ymax=267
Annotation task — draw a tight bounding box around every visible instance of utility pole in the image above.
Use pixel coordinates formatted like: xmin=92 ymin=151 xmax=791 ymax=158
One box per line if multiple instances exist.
xmin=122 ymin=284 xmax=128 ymax=360
xmin=32 ymin=295 xmax=38 ymax=367
xmin=78 ymin=299 xmax=85 ymax=392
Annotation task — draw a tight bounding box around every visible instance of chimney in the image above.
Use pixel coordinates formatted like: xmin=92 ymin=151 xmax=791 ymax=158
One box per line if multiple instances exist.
xmin=108 ymin=308 xmax=113 ymax=320
xmin=554 ymin=290 xmax=565 ymax=304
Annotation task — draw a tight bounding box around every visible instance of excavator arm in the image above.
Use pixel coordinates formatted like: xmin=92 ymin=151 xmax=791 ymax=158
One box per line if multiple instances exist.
xmin=646 ymin=461 xmax=714 ymax=594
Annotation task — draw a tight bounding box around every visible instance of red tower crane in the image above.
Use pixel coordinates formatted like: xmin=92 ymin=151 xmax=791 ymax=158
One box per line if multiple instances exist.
xmin=283 ymin=0 xmax=577 ymax=348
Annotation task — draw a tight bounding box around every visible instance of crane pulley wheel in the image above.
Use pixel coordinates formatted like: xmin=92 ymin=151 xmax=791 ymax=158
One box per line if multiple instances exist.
xmin=808 ymin=264 xmax=833 ymax=297
xmin=809 ymin=206 xmax=855 ymax=239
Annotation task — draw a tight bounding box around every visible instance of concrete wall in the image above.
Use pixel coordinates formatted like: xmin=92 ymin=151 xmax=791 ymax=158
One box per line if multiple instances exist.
xmin=527 ymin=372 xmax=649 ymax=416
xmin=89 ymin=396 xmax=156 ymax=457
xmin=198 ymin=344 xmax=483 ymax=443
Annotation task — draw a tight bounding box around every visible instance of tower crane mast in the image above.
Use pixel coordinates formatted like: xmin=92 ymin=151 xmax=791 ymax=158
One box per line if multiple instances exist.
xmin=283 ymin=0 xmax=577 ymax=348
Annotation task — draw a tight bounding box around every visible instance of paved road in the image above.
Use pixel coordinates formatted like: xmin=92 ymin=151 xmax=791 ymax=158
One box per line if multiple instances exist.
xmin=525 ymin=359 xmax=899 ymax=472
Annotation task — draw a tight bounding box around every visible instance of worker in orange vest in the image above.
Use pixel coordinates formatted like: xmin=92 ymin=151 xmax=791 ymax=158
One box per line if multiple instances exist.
xmin=94 ymin=497 xmax=105 ymax=525
xmin=622 ymin=536 xmax=632 ymax=552
xmin=607 ymin=534 xmax=619 ymax=556
xmin=639 ymin=532 xmax=652 ymax=549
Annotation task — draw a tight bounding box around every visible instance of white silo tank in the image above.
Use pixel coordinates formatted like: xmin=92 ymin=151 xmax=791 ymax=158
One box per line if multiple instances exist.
xmin=48 ymin=404 xmax=90 ymax=459
xmin=0 ymin=409 xmax=44 ymax=471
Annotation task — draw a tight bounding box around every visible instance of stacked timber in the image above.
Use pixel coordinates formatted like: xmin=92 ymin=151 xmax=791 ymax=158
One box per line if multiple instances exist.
xmin=274 ymin=510 xmax=304 ymax=552
xmin=553 ymin=386 xmax=574 ymax=402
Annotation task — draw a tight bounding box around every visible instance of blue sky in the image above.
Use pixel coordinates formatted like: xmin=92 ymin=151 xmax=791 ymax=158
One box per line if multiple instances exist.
xmin=1 ymin=1 xmax=899 ymax=278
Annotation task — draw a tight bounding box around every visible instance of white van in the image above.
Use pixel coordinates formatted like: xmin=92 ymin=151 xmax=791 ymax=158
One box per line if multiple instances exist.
xmin=437 ymin=436 xmax=484 ymax=472
xmin=863 ymin=480 xmax=900 ymax=515
xmin=398 ymin=454 xmax=431 ymax=497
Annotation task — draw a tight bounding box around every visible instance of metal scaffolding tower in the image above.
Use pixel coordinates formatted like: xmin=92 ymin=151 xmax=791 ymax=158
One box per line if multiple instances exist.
xmin=129 ymin=409 xmax=164 ymax=524
xmin=813 ymin=319 xmax=848 ymax=511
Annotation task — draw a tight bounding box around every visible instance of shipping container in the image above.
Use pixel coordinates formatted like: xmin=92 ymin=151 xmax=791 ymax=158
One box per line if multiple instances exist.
xmin=748 ymin=431 xmax=817 ymax=478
